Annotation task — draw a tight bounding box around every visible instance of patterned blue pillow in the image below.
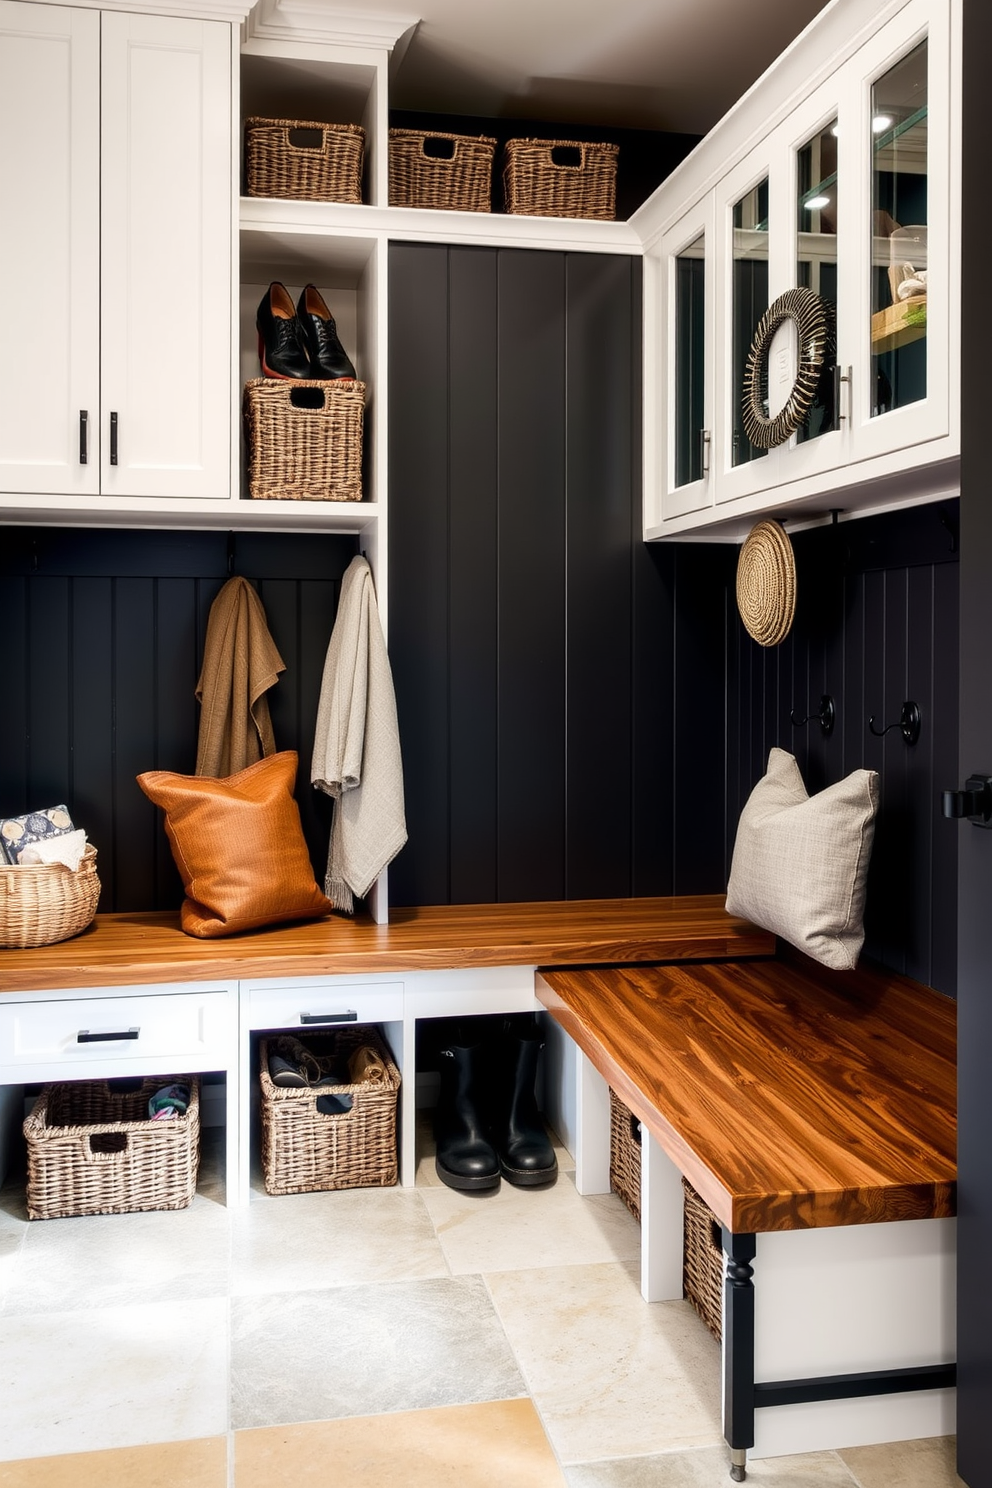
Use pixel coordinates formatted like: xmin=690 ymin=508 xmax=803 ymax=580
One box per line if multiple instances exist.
xmin=0 ymin=806 xmax=75 ymax=864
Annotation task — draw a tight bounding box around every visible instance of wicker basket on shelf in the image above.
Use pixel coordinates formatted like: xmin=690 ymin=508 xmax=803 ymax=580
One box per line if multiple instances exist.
xmin=682 ymin=1177 xmax=724 ymax=1340
xmin=260 ymin=1025 xmax=400 ymax=1195
xmin=388 ymin=129 xmax=496 ymax=212
xmin=24 ymin=1075 xmax=200 ymax=1220
xmin=243 ymin=378 xmax=365 ymax=501
xmin=502 ymin=137 xmax=618 ymax=220
xmin=0 ymin=844 xmax=100 ymax=949
xmin=609 ymin=1085 xmax=641 ymax=1222
xmin=244 ymin=117 xmax=365 ymax=203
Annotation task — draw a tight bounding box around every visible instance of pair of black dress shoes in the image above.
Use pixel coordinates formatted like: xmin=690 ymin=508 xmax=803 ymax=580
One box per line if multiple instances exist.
xmin=256 ymin=281 xmax=357 ymax=381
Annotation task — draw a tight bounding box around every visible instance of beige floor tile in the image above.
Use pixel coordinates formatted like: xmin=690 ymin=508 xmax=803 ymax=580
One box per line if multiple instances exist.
xmin=565 ymin=1445 xmax=859 ymax=1486
xmin=0 ymin=1437 xmax=227 ymax=1487
xmin=839 ymin=1436 xmax=964 ymax=1487
xmin=0 ymin=1297 xmax=229 ymax=1460
xmin=420 ymin=1170 xmax=639 ymax=1274
xmin=3 ymin=1200 xmax=231 ymax=1315
xmin=235 ymin=1399 xmax=566 ymax=1487
xmin=231 ymin=1186 xmax=448 ymax=1296
xmin=231 ymin=1275 xmax=525 ymax=1429
xmin=487 ymin=1262 xmax=722 ymax=1465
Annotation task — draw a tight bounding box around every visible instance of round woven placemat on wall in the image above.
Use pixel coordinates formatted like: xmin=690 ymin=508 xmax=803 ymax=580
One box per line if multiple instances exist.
xmin=736 ymin=520 xmax=796 ymax=646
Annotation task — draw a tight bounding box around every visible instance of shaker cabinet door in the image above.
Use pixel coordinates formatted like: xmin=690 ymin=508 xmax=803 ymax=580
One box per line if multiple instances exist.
xmin=100 ymin=11 xmax=232 ymax=500
xmin=0 ymin=0 xmax=100 ymax=496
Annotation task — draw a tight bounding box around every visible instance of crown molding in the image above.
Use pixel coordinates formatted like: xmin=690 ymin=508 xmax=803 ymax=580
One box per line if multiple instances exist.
xmin=245 ymin=0 xmax=417 ymax=50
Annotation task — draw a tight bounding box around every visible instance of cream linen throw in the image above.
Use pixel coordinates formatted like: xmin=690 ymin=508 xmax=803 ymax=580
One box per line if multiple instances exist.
xmin=311 ymin=556 xmax=407 ymax=912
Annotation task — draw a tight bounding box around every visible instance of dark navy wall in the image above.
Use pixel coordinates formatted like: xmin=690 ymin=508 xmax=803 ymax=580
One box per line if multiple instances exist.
xmin=0 ymin=528 xmax=356 ymax=911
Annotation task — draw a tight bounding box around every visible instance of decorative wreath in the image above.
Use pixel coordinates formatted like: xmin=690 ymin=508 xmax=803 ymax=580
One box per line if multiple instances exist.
xmin=741 ymin=287 xmax=832 ymax=449
xmin=736 ymin=519 xmax=796 ymax=647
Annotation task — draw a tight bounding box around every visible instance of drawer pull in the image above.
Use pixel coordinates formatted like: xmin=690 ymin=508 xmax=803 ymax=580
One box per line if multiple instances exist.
xmin=77 ymin=1027 xmax=140 ymax=1043
xmin=300 ymin=1011 xmax=358 ymax=1025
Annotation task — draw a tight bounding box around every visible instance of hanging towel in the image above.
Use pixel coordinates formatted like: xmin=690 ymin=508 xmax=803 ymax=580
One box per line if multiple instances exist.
xmin=311 ymin=555 xmax=407 ymax=913
xmin=195 ymin=576 xmax=286 ymax=778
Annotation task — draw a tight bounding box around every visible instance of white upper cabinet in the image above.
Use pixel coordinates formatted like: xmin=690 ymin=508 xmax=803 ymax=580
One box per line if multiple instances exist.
xmin=640 ymin=0 xmax=959 ymax=540
xmin=0 ymin=0 xmax=234 ymax=510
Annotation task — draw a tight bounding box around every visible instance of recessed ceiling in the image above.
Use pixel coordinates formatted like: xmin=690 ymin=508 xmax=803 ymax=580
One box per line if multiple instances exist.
xmin=378 ymin=0 xmax=835 ymax=134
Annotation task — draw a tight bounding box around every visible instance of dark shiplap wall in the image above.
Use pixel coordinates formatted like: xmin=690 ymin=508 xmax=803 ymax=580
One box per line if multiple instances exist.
xmin=388 ymin=242 xmax=730 ymax=905
xmin=727 ymin=502 xmax=960 ymax=993
xmin=0 ymin=528 xmax=356 ymax=911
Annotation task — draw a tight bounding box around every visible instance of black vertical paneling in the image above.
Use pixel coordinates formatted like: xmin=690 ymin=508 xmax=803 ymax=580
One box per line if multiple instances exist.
xmin=564 ymin=254 xmax=634 ymax=898
xmin=448 ymin=248 xmax=499 ymax=904
xmin=725 ymin=504 xmax=958 ymax=995
xmin=631 ymin=542 xmax=675 ymax=894
xmin=497 ymin=250 xmax=567 ymax=901
xmin=0 ymin=529 xmax=355 ymax=911
xmin=387 ymin=243 xmax=452 ymax=906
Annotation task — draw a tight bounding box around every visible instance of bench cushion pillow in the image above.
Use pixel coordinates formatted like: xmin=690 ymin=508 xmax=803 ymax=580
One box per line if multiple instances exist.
xmin=725 ymin=747 xmax=879 ymax=971
xmin=137 ymin=751 xmax=332 ymax=938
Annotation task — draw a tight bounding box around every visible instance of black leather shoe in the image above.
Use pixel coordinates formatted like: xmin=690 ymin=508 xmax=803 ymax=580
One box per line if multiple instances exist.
xmin=490 ymin=1015 xmax=558 ymax=1187
xmin=296 ymin=284 xmax=357 ymax=379
xmin=434 ymin=1035 xmax=500 ymax=1192
xmin=256 ymin=282 xmax=311 ymax=379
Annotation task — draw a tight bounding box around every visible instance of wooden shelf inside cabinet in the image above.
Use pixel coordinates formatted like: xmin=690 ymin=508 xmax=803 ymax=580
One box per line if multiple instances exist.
xmin=871 ymin=294 xmax=927 ymax=354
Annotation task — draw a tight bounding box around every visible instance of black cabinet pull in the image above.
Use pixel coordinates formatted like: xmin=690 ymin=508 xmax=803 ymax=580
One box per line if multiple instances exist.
xmin=300 ymin=1010 xmax=358 ymax=1025
xmin=110 ymin=411 xmax=118 ymax=465
xmin=79 ymin=410 xmax=88 ymax=464
xmin=77 ymin=1027 xmax=140 ymax=1043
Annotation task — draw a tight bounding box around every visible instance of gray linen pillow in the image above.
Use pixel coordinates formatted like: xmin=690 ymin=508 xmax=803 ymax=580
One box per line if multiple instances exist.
xmin=725 ymin=747 xmax=880 ymax=971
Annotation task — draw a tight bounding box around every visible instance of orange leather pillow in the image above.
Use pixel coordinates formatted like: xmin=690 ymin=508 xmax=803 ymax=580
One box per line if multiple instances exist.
xmin=136 ymin=751 xmax=332 ymax=938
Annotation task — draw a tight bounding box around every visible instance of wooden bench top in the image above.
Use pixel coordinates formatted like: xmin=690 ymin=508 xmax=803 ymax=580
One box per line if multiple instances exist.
xmin=0 ymin=895 xmax=773 ymax=994
xmin=538 ymin=953 xmax=956 ymax=1235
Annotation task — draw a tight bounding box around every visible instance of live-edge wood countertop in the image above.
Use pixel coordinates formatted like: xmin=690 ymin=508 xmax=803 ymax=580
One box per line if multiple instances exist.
xmin=538 ymin=953 xmax=956 ymax=1235
xmin=0 ymin=895 xmax=774 ymax=994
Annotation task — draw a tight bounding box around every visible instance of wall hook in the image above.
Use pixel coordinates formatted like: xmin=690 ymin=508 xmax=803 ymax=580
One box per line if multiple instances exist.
xmin=790 ymin=694 xmax=835 ymax=736
xmin=868 ymin=699 xmax=921 ymax=746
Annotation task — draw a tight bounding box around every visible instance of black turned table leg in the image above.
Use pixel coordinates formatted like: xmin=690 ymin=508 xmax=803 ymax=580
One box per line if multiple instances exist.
xmin=722 ymin=1229 xmax=756 ymax=1481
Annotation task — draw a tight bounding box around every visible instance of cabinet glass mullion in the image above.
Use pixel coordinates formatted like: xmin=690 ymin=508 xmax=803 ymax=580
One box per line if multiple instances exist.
xmin=674 ymin=233 xmax=705 ymax=487
xmin=796 ymin=119 xmax=839 ymax=442
xmin=732 ymin=179 xmax=769 ymax=466
xmin=870 ymin=37 xmax=928 ymax=417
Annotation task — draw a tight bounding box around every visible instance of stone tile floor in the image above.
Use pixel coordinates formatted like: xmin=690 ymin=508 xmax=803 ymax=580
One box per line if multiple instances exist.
xmin=0 ymin=1119 xmax=965 ymax=1487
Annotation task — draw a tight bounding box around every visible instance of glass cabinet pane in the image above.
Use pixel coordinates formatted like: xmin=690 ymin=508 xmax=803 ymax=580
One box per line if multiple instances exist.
xmin=796 ymin=120 xmax=838 ymax=441
xmin=870 ymin=39 xmax=927 ymax=417
xmin=732 ymin=179 xmax=769 ymax=466
xmin=674 ymin=232 xmax=705 ymax=486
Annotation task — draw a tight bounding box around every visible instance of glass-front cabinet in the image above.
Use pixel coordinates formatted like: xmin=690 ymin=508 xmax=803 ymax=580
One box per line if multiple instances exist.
xmin=646 ymin=0 xmax=957 ymax=537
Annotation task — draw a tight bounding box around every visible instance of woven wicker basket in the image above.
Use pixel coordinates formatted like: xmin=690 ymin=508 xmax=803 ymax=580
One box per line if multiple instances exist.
xmin=502 ymin=138 xmax=618 ymax=220
xmin=260 ymin=1026 xmax=400 ymax=1196
xmin=243 ymin=378 xmax=365 ymax=501
xmin=683 ymin=1177 xmax=724 ymax=1341
xmin=609 ymin=1085 xmax=641 ymax=1222
xmin=244 ymin=117 xmax=365 ymax=203
xmin=0 ymin=844 xmax=100 ymax=949
xmin=24 ymin=1075 xmax=200 ymax=1220
xmin=388 ymin=129 xmax=496 ymax=212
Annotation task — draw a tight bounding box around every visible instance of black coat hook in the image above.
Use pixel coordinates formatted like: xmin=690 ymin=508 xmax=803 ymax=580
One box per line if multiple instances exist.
xmin=790 ymin=695 xmax=835 ymax=736
xmin=868 ymin=699 xmax=921 ymax=746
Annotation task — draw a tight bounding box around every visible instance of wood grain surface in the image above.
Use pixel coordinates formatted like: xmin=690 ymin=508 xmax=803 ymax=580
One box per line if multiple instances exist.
xmin=538 ymin=952 xmax=956 ymax=1233
xmin=0 ymin=896 xmax=773 ymax=994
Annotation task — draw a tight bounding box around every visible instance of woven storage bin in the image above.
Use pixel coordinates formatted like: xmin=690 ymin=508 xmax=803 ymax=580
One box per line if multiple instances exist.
xmin=388 ymin=129 xmax=496 ymax=212
xmin=683 ymin=1177 xmax=724 ymax=1341
xmin=245 ymin=117 xmax=365 ymax=203
xmin=24 ymin=1075 xmax=200 ymax=1220
xmin=260 ymin=1025 xmax=400 ymax=1196
xmin=0 ymin=844 xmax=100 ymax=948
xmin=609 ymin=1086 xmax=641 ymax=1222
xmin=502 ymin=137 xmax=618 ymax=220
xmin=243 ymin=378 xmax=365 ymax=501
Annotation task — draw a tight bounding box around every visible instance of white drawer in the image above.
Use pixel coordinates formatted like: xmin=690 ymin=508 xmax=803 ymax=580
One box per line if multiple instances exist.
xmin=0 ymin=990 xmax=233 ymax=1072
xmin=247 ymin=981 xmax=404 ymax=1032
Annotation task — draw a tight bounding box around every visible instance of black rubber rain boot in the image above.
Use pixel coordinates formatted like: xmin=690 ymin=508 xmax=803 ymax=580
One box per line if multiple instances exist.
xmin=433 ymin=1032 xmax=500 ymax=1192
xmin=491 ymin=1014 xmax=558 ymax=1187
